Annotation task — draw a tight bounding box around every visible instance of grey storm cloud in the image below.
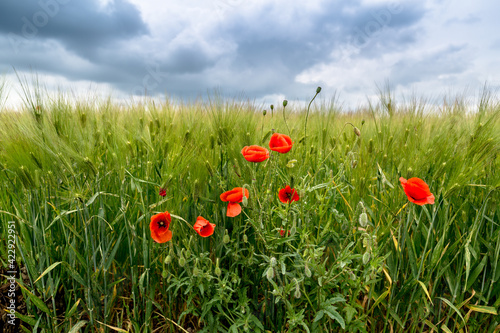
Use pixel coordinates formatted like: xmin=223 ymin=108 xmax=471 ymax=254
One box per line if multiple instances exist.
xmin=0 ymin=0 xmax=429 ymax=100
xmin=389 ymin=45 xmax=470 ymax=86
xmin=0 ymin=0 xmax=148 ymax=57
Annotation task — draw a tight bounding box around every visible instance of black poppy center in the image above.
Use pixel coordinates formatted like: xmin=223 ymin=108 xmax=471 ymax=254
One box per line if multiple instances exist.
xmin=157 ymin=220 xmax=167 ymax=228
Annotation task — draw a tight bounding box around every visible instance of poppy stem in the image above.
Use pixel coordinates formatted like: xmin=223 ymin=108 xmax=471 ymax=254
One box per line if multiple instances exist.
xmin=282 ymin=103 xmax=291 ymax=135
xmin=304 ymin=90 xmax=320 ymax=157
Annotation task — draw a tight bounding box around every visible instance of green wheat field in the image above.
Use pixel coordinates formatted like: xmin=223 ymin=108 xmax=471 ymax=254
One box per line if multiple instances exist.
xmin=0 ymin=80 xmax=499 ymax=332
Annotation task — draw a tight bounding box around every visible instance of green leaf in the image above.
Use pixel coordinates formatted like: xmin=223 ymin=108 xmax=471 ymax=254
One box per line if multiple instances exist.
xmin=250 ymin=315 xmax=265 ymax=330
xmin=17 ymin=283 xmax=51 ymax=314
xmin=139 ymin=270 xmax=148 ymax=294
xmin=324 ymin=308 xmax=345 ymax=329
xmin=424 ymin=319 xmax=438 ymax=331
xmin=33 ymin=261 xmax=61 ymax=284
xmin=465 ymin=305 xmax=498 ymax=315
xmin=14 ymin=311 xmax=38 ymax=327
xmin=86 ymin=191 xmax=101 ymax=206
xmin=437 ymin=297 xmax=466 ymax=327
xmin=326 ymin=296 xmax=346 ymax=305
xmin=416 ymin=280 xmax=433 ymax=305
xmin=464 ymin=245 xmax=471 ymax=291
xmin=104 ymin=230 xmax=123 ymax=271
xmin=441 ymin=323 xmax=453 ymax=333
xmin=66 ymin=299 xmax=81 ymax=318
xmin=313 ymin=310 xmax=324 ymax=323
xmin=63 ymin=262 xmax=87 ymax=287
xmin=345 ymin=305 xmax=357 ymax=323
xmin=370 ymin=289 xmax=390 ymax=314
xmin=68 ymin=320 xmax=88 ymax=333
xmin=466 ymin=255 xmax=487 ymax=290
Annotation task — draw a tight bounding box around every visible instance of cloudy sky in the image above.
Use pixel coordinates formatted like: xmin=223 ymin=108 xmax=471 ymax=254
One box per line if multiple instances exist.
xmin=1 ymin=0 xmax=499 ymax=109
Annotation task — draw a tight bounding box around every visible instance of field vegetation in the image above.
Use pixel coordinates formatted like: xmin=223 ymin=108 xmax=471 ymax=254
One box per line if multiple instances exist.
xmin=0 ymin=80 xmax=499 ymax=332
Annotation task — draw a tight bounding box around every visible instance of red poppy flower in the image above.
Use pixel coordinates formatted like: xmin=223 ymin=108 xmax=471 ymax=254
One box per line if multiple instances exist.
xmin=278 ymin=185 xmax=299 ymax=204
xmin=150 ymin=211 xmax=172 ymax=243
xmin=193 ymin=216 xmax=216 ymax=237
xmin=159 ymin=188 xmax=166 ymax=197
xmin=241 ymin=145 xmax=270 ymax=162
xmin=220 ymin=187 xmax=250 ymax=217
xmin=279 ymin=228 xmax=291 ymax=237
xmin=399 ymin=177 xmax=435 ymax=206
xmin=269 ymin=133 xmax=293 ymax=153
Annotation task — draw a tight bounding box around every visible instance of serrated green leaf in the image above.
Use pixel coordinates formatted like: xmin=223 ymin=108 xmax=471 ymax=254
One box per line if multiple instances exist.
xmin=324 ymin=308 xmax=345 ymax=329
xmin=313 ymin=310 xmax=324 ymax=322
xmin=345 ymin=305 xmax=357 ymax=323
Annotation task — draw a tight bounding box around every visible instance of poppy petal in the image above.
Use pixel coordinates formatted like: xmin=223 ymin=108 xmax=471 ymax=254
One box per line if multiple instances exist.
xmin=400 ymin=177 xmax=434 ymax=206
xmin=220 ymin=187 xmax=249 ymax=203
xmin=151 ymin=229 xmax=172 ymax=243
xmin=241 ymin=145 xmax=270 ymax=162
xmin=194 ymin=217 xmax=216 ymax=237
xmin=269 ymin=133 xmax=293 ymax=153
xmin=226 ymin=202 xmax=242 ymax=217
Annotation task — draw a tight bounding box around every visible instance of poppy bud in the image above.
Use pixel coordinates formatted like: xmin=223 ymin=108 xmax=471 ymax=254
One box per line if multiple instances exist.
xmin=316 ymin=86 xmax=322 ymax=94
xmin=193 ymin=266 xmax=200 ymax=277
xmin=305 ymin=263 xmax=312 ymax=278
xmin=354 ymin=127 xmax=361 ymax=137
xmin=294 ymin=279 xmax=301 ymax=298
xmin=283 ymin=100 xmax=288 ymax=107
xmin=223 ymin=229 xmax=230 ymax=244
xmin=270 ymin=257 xmax=277 ymax=267
xmin=263 ymin=110 xmax=267 ymax=116
xmin=359 ymin=212 xmax=368 ymax=227
xmin=243 ymin=234 xmax=248 ymax=243
xmin=362 ymin=252 xmax=371 ymax=265
xmin=161 ymin=270 xmax=168 ymax=278
xmin=215 ymin=258 xmax=221 ymax=277
xmin=164 ymin=255 xmax=172 ymax=265
xmin=270 ymin=104 xmax=274 ymax=110
xmin=361 ymin=119 xmax=365 ymax=126
xmin=266 ymin=267 xmax=274 ymax=280
xmin=178 ymin=257 xmax=186 ymax=267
